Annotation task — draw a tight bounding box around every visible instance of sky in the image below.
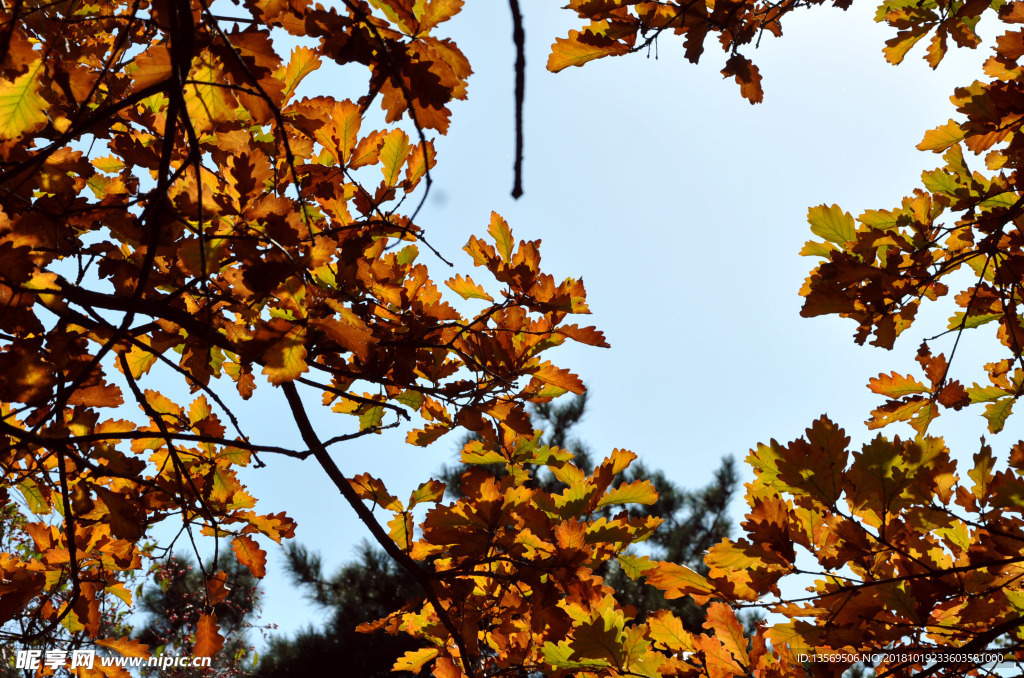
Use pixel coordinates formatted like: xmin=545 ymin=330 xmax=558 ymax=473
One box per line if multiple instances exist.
xmin=220 ymin=0 xmax=1018 ymax=647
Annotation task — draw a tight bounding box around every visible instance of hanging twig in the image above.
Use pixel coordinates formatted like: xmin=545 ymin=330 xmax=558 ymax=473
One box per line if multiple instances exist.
xmin=509 ymin=0 xmax=526 ymax=199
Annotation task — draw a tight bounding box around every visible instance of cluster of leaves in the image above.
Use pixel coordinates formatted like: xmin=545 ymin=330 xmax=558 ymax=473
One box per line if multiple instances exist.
xmin=255 ymin=396 xmax=740 ymax=677
xmin=0 ymin=0 xmax=612 ymax=671
xmin=800 ymin=0 xmax=1024 ymax=435
xmin=549 ymin=0 xmax=855 ymax=104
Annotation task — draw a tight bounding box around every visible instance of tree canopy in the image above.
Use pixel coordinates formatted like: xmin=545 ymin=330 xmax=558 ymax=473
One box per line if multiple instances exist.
xmin=4 ymin=0 xmax=1024 ymax=677
xmin=255 ymin=396 xmax=740 ymax=677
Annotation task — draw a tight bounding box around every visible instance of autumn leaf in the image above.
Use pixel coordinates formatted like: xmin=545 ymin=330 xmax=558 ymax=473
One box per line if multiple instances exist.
xmin=596 ymin=480 xmax=658 ymax=508
xmin=645 ymin=562 xmax=714 ymax=603
xmin=445 ymin=274 xmax=493 ymax=301
xmin=280 ymin=46 xmax=321 ymax=101
xmin=529 ymin=361 xmax=585 ymax=395
xmin=96 ymin=637 xmax=150 ymax=658
xmin=392 ymin=647 xmax=438 ymax=673
xmin=646 ymin=610 xmax=695 ymax=653
xmin=380 ymin=129 xmax=411 ymax=188
xmin=349 ymin=473 xmax=403 ymax=511
xmin=548 ymin=29 xmax=629 ymax=72
xmin=194 ymin=614 xmax=225 ymax=657
xmin=231 ymin=535 xmax=268 ymax=578
xmin=0 ymin=59 xmax=49 ymax=140
xmin=868 ymin=372 xmax=931 ymax=398
xmin=408 ymin=479 xmax=445 ymax=508
xmin=94 ymin=486 xmax=146 ymax=540
xmin=703 ymin=602 xmax=748 ymax=666
xmin=487 ymin=211 xmax=514 ymax=262
xmin=918 ymin=119 xmax=965 ymax=152
xmin=721 ymin=54 xmax=763 ymax=104
xmin=388 ymin=512 xmax=414 ymax=551
xmin=807 ymin=204 xmax=856 ymax=247
xmin=261 ymin=326 xmax=308 ymax=384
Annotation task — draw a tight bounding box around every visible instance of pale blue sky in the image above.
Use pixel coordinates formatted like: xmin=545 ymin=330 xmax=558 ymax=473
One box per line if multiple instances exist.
xmin=224 ymin=0 xmax=1011 ymax=645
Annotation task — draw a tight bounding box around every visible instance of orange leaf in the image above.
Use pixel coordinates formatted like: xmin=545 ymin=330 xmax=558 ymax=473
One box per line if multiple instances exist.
xmin=547 ymin=29 xmax=629 ymax=72
xmin=96 ymin=637 xmax=150 ymax=658
xmin=868 ymin=371 xmax=932 ymax=398
xmin=558 ymin=324 xmax=609 ymax=347
xmin=349 ymin=473 xmax=403 ymax=511
xmin=918 ymin=119 xmax=965 ymax=152
xmin=231 ymin=535 xmax=267 ymax=578
xmin=194 ymin=613 xmax=224 ymax=657
xmin=530 ymin=361 xmax=585 ymax=395
xmin=645 ymin=562 xmax=714 ymax=603
xmin=703 ymin=602 xmax=748 ymax=667
xmin=487 ymin=212 xmax=514 ymax=262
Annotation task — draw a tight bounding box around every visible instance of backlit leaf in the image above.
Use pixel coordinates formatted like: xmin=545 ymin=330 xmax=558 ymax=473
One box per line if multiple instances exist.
xmin=0 ymin=59 xmax=48 ymax=141
xmin=231 ymin=535 xmax=267 ymax=579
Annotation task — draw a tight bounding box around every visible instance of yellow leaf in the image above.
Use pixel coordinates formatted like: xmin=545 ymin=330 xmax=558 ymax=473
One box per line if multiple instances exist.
xmin=646 ymin=610 xmax=695 ymax=652
xmin=280 ymin=46 xmax=321 ymax=102
xmin=644 ymin=562 xmax=714 ymax=603
xmin=807 ymin=204 xmax=856 ymax=247
xmin=380 ymin=129 xmax=411 ymax=188
xmin=388 ymin=512 xmax=413 ymax=550
xmin=918 ymin=119 xmax=965 ymax=153
xmin=547 ymin=29 xmax=628 ymax=72
xmin=487 ymin=212 xmax=514 ymax=262
xmin=96 ymin=637 xmax=150 ymax=658
xmin=392 ymin=647 xmax=438 ymax=673
xmin=0 ymin=59 xmax=49 ymax=140
xmin=184 ymin=52 xmax=238 ymax=133
xmin=597 ymin=479 xmax=658 ymax=508
xmin=261 ymin=326 xmax=308 ymax=385
xmin=445 ymin=274 xmax=493 ymax=301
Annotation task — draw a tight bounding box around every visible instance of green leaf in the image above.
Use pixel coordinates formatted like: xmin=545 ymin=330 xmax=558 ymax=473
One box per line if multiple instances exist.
xmin=359 ymin=404 xmax=385 ymax=431
xmin=396 ymin=390 xmax=424 ymax=410
xmin=968 ymin=384 xmax=1007 ymax=403
xmin=948 ymin=312 xmax=1000 ymax=330
xmin=541 ymin=641 xmax=613 ymax=670
xmin=983 ymin=398 xmax=1013 ymax=433
xmin=807 ymin=204 xmax=856 ymax=246
xmin=18 ymin=479 xmax=49 ymax=515
xmin=617 ymin=553 xmax=657 ymax=579
xmin=921 ymin=169 xmax=961 ymax=196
